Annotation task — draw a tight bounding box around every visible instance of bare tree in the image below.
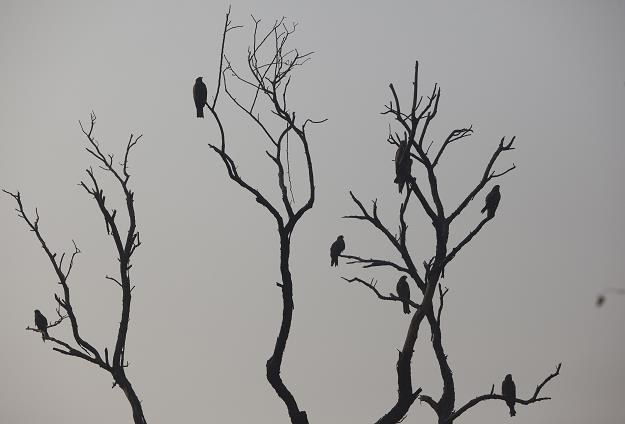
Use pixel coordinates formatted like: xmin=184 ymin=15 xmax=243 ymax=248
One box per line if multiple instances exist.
xmin=340 ymin=62 xmax=560 ymax=423
xmin=4 ymin=113 xmax=147 ymax=424
xmin=202 ymin=11 xmax=323 ymax=424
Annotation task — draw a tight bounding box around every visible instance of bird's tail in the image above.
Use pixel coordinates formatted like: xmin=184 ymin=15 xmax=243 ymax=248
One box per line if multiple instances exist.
xmin=197 ymin=108 xmax=204 ymax=118
xmin=41 ymin=330 xmax=48 ymax=342
xmin=331 ymin=257 xmax=337 ymax=267
xmin=508 ymin=404 xmax=516 ymax=417
xmin=403 ymin=301 xmax=410 ymax=314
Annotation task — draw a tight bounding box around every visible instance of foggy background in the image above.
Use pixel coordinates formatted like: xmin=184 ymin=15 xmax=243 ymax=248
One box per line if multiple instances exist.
xmin=1 ymin=1 xmax=624 ymax=423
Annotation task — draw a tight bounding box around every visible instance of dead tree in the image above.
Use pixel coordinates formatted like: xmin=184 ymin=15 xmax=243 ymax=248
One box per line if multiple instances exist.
xmin=340 ymin=62 xmax=560 ymax=423
xmin=4 ymin=113 xmax=147 ymax=424
xmin=202 ymin=12 xmax=323 ymax=424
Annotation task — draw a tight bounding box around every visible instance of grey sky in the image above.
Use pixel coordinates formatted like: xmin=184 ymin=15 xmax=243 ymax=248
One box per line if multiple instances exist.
xmin=1 ymin=1 xmax=624 ymax=423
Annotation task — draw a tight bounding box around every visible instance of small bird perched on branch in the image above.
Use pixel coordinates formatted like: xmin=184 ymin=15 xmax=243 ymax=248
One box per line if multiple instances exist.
xmin=501 ymin=373 xmax=517 ymax=416
xmin=330 ymin=235 xmax=345 ymax=267
xmin=34 ymin=309 xmax=49 ymax=341
xmin=193 ymin=76 xmax=208 ymax=118
xmin=481 ymin=185 xmax=501 ymax=218
xmin=394 ymin=140 xmax=413 ymax=193
xmin=396 ymin=276 xmax=411 ymax=314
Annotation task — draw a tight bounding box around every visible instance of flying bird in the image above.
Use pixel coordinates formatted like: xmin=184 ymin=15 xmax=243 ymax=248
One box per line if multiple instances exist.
xmin=193 ymin=77 xmax=208 ymax=118
xmin=394 ymin=140 xmax=413 ymax=193
xmin=501 ymin=373 xmax=517 ymax=417
xmin=330 ymin=235 xmax=345 ymax=267
xmin=481 ymin=185 xmax=501 ymax=218
xmin=34 ymin=309 xmax=49 ymax=341
xmin=396 ymin=276 xmax=411 ymax=314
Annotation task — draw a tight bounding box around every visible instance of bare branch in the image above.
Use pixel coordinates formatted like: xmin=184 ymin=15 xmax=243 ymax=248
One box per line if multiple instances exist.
xmin=446 ymin=363 xmax=562 ymax=422
xmin=436 ymin=285 xmax=449 ymax=325
xmin=432 ymin=127 xmax=473 ymax=167
xmin=4 ymin=189 xmax=103 ymax=363
xmin=443 ymin=216 xmax=490 ymax=269
xmin=341 ymin=254 xmax=410 ymax=274
xmin=342 ymin=277 xmax=421 ymax=309
xmin=212 ymin=6 xmax=243 ymax=108
xmin=447 ymin=136 xmax=516 ymax=223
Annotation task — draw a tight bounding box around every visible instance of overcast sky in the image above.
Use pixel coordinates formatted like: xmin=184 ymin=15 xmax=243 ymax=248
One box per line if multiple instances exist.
xmin=1 ymin=1 xmax=624 ymax=423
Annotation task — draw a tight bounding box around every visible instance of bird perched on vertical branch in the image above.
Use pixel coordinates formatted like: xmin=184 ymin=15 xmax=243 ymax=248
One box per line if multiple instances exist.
xmin=501 ymin=373 xmax=517 ymax=416
xmin=330 ymin=235 xmax=345 ymax=267
xmin=34 ymin=309 xmax=49 ymax=341
xmin=396 ymin=276 xmax=411 ymax=314
xmin=394 ymin=139 xmax=413 ymax=193
xmin=193 ymin=76 xmax=208 ymax=118
xmin=481 ymin=185 xmax=501 ymax=218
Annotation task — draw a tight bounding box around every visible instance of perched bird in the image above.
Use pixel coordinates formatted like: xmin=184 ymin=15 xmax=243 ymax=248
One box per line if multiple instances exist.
xmin=481 ymin=185 xmax=501 ymax=218
xmin=501 ymin=374 xmax=517 ymax=417
xmin=396 ymin=276 xmax=411 ymax=314
xmin=596 ymin=294 xmax=605 ymax=307
xmin=394 ymin=140 xmax=413 ymax=193
xmin=34 ymin=309 xmax=49 ymax=341
xmin=193 ymin=77 xmax=208 ymax=118
xmin=330 ymin=235 xmax=345 ymax=267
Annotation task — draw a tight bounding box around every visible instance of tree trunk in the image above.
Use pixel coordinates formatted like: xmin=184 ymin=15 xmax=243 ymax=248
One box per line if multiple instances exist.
xmin=266 ymin=231 xmax=308 ymax=424
xmin=114 ymin=369 xmax=147 ymax=424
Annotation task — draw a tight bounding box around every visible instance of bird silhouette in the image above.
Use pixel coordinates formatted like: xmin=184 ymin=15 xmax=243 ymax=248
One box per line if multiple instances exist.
xmin=193 ymin=77 xmax=208 ymax=118
xmin=501 ymin=373 xmax=517 ymax=417
xmin=481 ymin=185 xmax=501 ymax=218
xmin=330 ymin=235 xmax=345 ymax=267
xmin=34 ymin=309 xmax=49 ymax=341
xmin=396 ymin=276 xmax=411 ymax=314
xmin=394 ymin=140 xmax=413 ymax=193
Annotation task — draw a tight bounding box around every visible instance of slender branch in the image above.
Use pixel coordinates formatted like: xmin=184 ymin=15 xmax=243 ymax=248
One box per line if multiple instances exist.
xmin=432 ymin=127 xmax=473 ymax=167
xmin=212 ymin=6 xmax=242 ymax=108
xmin=446 ymin=363 xmax=562 ymax=422
xmin=4 ymin=190 xmax=103 ymax=363
xmin=436 ymin=285 xmax=448 ymax=325
xmin=341 ymin=254 xmax=410 ymax=273
xmin=447 ymin=136 xmax=516 ymax=223
xmin=344 ymin=191 xmax=425 ymax=290
xmin=208 ymin=144 xmax=285 ymax=230
xmin=341 ymin=277 xmax=421 ymax=309
xmin=443 ymin=216 xmax=490 ymax=269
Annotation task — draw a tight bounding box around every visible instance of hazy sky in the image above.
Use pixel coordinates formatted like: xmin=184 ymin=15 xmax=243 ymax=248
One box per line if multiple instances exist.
xmin=1 ymin=1 xmax=624 ymax=423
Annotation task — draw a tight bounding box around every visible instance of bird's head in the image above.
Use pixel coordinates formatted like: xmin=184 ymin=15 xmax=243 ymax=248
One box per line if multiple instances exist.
xmin=400 ymin=276 xmax=407 ymax=281
xmin=338 ymin=235 xmax=344 ymax=240
xmin=505 ymin=373 xmax=512 ymax=380
xmin=196 ymin=76 xmax=203 ymax=82
xmin=34 ymin=309 xmax=40 ymax=315
xmin=494 ymin=184 xmax=500 ymax=191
